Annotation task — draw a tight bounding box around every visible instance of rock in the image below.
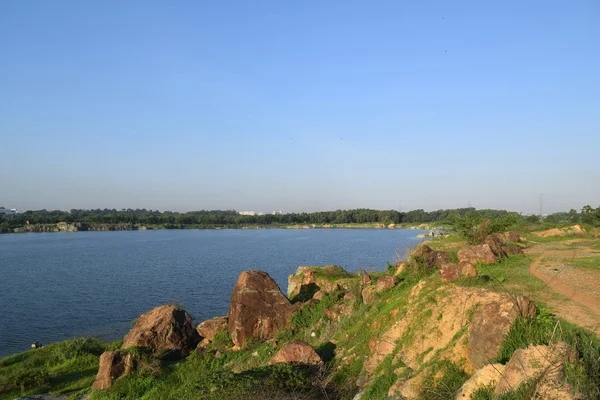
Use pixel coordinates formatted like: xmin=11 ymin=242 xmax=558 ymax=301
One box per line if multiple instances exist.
xmin=514 ymin=295 xmax=537 ymax=319
xmin=92 ymin=351 xmax=138 ymax=390
xmin=458 ymin=244 xmax=497 ymax=265
xmin=287 ymin=265 xmax=352 ymax=300
xmin=484 ymin=234 xmax=508 ymax=259
xmin=268 ymin=339 xmax=323 ymax=366
xmin=228 ymin=270 xmax=295 ymax=348
xmin=123 ymin=305 xmax=199 ymax=353
xmin=313 ymin=290 xmax=326 ymax=301
xmin=467 ymin=296 xmax=537 ymax=368
xmin=456 ymin=363 xmax=505 ymax=399
xmin=31 ymin=342 xmax=42 ymax=349
xmin=409 ymin=244 xmax=451 ymax=271
xmin=360 ymin=272 xmax=372 ymax=288
xmin=375 ymin=275 xmax=398 ymax=293
xmin=504 ymin=232 xmax=522 ymax=243
xmin=440 ymin=262 xmax=478 ymax=282
xmin=494 ymin=342 xmax=572 ymax=395
xmin=196 ymin=316 xmax=228 ymax=342
xmin=502 ymin=245 xmax=525 ymax=255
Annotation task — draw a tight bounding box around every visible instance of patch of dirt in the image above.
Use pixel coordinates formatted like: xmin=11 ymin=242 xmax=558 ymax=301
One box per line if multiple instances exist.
xmin=529 ymin=248 xmax=600 ymax=331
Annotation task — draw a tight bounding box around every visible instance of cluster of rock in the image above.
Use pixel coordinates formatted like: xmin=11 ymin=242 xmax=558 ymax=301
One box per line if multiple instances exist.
xmin=91 ymin=229 xmax=577 ymax=399
xmin=93 ymin=270 xmax=323 ymax=390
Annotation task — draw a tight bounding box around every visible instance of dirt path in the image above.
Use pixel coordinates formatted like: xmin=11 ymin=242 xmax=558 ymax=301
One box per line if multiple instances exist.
xmin=530 ymin=250 xmax=600 ymax=331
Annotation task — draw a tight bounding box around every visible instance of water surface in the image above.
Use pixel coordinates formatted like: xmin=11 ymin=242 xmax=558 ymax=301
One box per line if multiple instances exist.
xmin=0 ymin=228 xmax=426 ymax=357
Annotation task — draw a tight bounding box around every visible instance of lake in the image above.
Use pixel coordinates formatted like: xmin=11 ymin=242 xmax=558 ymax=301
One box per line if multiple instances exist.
xmin=0 ymin=228 xmax=426 ymax=358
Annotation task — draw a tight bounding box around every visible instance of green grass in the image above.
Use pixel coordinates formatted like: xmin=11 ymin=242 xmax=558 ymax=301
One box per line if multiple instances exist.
xmin=419 ymin=360 xmax=469 ymax=400
xmin=565 ymin=255 xmax=600 ymax=271
xmin=495 ymin=309 xmax=600 ymax=399
xmin=455 ymin=254 xmax=548 ymax=296
xmin=0 ymin=337 xmax=120 ymax=400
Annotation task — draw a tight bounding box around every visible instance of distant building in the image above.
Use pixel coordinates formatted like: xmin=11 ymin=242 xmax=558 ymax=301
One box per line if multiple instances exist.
xmin=272 ymin=210 xmax=284 ymax=215
xmin=0 ymin=207 xmax=17 ymax=215
xmin=239 ymin=211 xmax=256 ymax=216
xmin=257 ymin=212 xmax=264 ymax=216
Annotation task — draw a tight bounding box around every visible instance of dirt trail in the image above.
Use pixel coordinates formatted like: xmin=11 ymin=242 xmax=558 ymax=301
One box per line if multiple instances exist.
xmin=530 ymin=250 xmax=600 ymax=331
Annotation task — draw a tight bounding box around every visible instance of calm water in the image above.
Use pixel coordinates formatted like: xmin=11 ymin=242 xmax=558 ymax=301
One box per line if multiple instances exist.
xmin=0 ymin=228 xmax=426 ymax=358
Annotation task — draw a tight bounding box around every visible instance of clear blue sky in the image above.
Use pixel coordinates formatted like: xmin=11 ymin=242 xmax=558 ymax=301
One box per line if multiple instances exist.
xmin=1 ymin=1 xmax=598 ymax=214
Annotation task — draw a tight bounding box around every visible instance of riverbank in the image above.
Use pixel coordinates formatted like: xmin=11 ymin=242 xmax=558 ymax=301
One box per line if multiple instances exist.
xmin=6 ymin=221 xmax=447 ymax=234
xmin=2 ymin=227 xmax=598 ymax=400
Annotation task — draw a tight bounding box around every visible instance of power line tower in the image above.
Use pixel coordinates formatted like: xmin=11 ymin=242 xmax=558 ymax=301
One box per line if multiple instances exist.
xmin=539 ymin=194 xmax=543 ymax=218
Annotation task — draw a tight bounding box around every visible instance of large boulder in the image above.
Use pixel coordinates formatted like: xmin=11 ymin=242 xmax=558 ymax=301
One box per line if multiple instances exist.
xmin=92 ymin=351 xmax=138 ymax=390
xmin=494 ymin=342 xmax=573 ymax=395
xmin=229 ymin=270 xmax=295 ymax=348
xmin=440 ymin=262 xmax=478 ymax=282
xmin=504 ymin=231 xmax=523 ymax=243
xmin=123 ymin=305 xmax=199 ymax=353
xmin=458 ymin=244 xmax=497 ymax=265
xmin=468 ymin=296 xmax=537 ymax=368
xmin=268 ymin=339 xmax=323 ymax=366
xmin=408 ymin=244 xmax=450 ymax=272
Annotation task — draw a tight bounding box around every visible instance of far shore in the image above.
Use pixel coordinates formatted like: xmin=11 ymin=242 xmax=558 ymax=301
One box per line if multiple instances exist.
xmin=2 ymin=221 xmax=445 ymax=234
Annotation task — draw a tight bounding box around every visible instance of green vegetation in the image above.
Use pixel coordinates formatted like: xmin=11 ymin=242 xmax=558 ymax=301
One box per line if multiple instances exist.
xmin=0 ymin=338 xmax=120 ymax=400
xmin=419 ymin=360 xmax=469 ymax=400
xmin=565 ymin=255 xmax=600 ymax=271
xmin=495 ymin=310 xmax=600 ymax=398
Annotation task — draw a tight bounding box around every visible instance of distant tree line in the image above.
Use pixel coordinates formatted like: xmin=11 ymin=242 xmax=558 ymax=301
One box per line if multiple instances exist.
xmin=0 ymin=206 xmax=599 ymax=233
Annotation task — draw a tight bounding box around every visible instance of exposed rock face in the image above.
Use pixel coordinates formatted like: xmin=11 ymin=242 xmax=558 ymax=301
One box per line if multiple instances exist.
xmin=92 ymin=351 xmax=138 ymax=390
xmin=229 ymin=270 xmax=295 ymax=348
xmin=494 ymin=342 xmax=572 ymax=395
xmin=269 ymin=340 xmax=323 ymax=366
xmin=467 ymin=296 xmax=537 ymax=368
xmin=456 ymin=363 xmax=505 ymax=399
xmin=440 ymin=262 xmax=478 ymax=282
xmin=123 ymin=305 xmax=199 ymax=353
xmin=457 ymin=244 xmax=497 ymax=265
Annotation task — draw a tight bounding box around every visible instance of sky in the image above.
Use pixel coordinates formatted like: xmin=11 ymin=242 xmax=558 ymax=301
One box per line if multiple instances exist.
xmin=1 ymin=1 xmax=599 ymax=215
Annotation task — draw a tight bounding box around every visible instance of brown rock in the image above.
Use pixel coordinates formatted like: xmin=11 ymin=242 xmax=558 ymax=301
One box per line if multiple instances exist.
xmin=484 ymin=234 xmax=508 ymax=259
xmin=92 ymin=351 xmax=138 ymax=390
xmin=312 ymin=290 xmax=326 ymax=301
xmin=196 ymin=316 xmax=228 ymax=342
xmin=504 ymin=232 xmax=522 ymax=243
xmin=123 ymin=305 xmax=198 ymax=353
xmin=458 ymin=244 xmax=497 ymax=265
xmin=514 ymin=295 xmax=537 ymax=319
xmin=228 ymin=270 xmax=295 ymax=348
xmin=440 ymin=262 xmax=478 ymax=282
xmin=495 ymin=342 xmax=572 ymax=395
xmin=502 ymin=245 xmax=525 ymax=256
xmin=409 ymin=244 xmax=451 ymax=271
xmin=375 ymin=275 xmax=399 ymax=293
xmin=456 ymin=363 xmax=505 ymax=399
xmin=468 ymin=297 xmax=537 ymax=368
xmin=360 ymin=272 xmax=372 ymax=287
xmin=268 ymin=339 xmax=323 ymax=365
